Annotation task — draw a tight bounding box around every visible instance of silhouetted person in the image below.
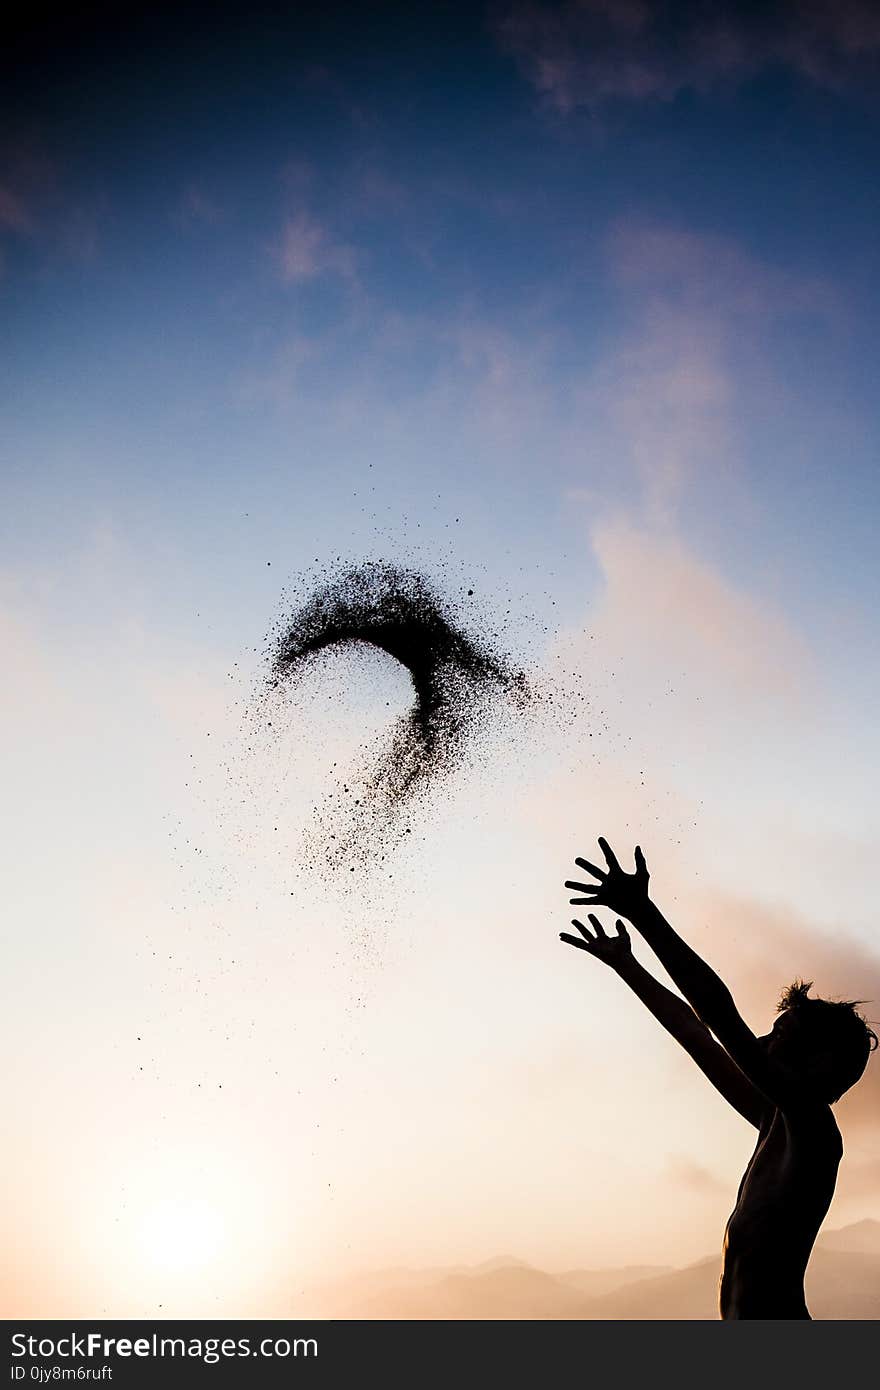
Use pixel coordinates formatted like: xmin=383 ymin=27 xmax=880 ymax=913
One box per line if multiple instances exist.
xmin=562 ymin=837 xmax=877 ymax=1320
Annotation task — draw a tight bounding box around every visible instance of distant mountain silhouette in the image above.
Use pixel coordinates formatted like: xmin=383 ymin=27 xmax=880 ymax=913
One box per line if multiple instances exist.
xmin=580 ymin=1257 xmax=722 ymax=1321
xmin=555 ymin=1264 xmax=673 ymax=1298
xmin=300 ymin=1220 xmax=880 ymax=1319
xmin=817 ymin=1218 xmax=880 ymax=1255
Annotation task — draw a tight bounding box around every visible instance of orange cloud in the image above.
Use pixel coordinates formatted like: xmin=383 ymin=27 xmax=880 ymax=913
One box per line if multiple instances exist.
xmin=588 ymin=518 xmax=812 ymax=705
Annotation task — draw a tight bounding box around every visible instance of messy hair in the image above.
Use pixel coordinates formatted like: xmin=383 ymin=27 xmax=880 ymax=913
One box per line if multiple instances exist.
xmin=778 ymin=980 xmax=878 ymax=1102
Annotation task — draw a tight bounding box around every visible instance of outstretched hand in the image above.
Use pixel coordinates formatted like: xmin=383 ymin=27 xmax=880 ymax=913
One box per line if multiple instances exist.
xmin=560 ymin=913 xmax=632 ymax=968
xmin=564 ymin=836 xmax=650 ymax=919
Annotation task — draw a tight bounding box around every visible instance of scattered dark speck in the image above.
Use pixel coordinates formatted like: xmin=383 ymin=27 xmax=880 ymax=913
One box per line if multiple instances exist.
xmin=263 ymin=561 xmax=531 ymax=874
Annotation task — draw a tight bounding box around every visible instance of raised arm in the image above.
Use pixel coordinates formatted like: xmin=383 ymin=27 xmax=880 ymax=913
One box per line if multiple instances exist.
xmin=565 ymin=838 xmax=808 ymax=1112
xmin=560 ymin=915 xmax=765 ymax=1126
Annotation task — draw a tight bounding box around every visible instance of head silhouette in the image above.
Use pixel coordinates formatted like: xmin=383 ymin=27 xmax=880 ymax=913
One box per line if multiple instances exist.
xmin=764 ymin=980 xmax=877 ymax=1102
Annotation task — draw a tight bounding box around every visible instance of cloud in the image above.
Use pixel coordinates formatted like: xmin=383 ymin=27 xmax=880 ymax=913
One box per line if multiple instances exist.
xmin=667 ymin=1157 xmax=729 ymax=1197
xmin=581 ymin=303 xmax=731 ymax=509
xmin=246 ymin=205 xmax=840 ymax=630
xmin=494 ymin=0 xmax=880 ymax=112
xmin=0 ymin=137 xmax=103 ymax=271
xmin=569 ymin=219 xmax=839 ymax=512
xmin=607 ymin=221 xmax=837 ymax=322
xmin=587 ymin=517 xmax=813 ymax=704
xmin=0 ymin=184 xmax=34 ymax=235
xmin=277 ymin=212 xmax=357 ymax=285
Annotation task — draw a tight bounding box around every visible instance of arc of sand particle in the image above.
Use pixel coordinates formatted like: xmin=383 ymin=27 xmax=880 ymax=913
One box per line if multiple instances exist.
xmin=268 ymin=562 xmax=529 ymax=807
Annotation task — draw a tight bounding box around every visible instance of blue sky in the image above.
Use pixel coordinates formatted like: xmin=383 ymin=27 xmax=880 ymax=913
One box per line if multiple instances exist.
xmin=4 ymin=2 xmax=880 ymax=639
xmin=5 ymin=10 xmax=880 ymax=519
xmin=3 ymin=1 xmax=880 ymax=1315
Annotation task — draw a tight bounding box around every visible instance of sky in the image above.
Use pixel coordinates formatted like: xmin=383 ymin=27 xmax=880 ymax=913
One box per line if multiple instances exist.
xmin=3 ymin=0 xmax=880 ymax=1317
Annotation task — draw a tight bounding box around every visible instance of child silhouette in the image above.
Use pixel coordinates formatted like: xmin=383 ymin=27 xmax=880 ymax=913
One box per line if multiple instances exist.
xmin=562 ymin=837 xmax=877 ymax=1320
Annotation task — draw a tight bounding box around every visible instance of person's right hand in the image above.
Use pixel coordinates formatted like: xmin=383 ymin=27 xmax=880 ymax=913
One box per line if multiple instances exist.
xmin=560 ymin=913 xmax=632 ymax=968
xmin=564 ymin=836 xmax=650 ymax=919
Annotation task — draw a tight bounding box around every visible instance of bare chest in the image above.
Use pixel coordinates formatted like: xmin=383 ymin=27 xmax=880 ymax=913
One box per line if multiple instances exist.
xmin=726 ymin=1113 xmax=840 ymax=1253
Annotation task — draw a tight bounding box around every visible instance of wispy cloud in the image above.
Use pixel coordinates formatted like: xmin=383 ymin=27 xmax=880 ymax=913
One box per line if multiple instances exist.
xmin=276 ymin=211 xmax=358 ymax=285
xmin=571 ymin=218 xmax=839 ymax=513
xmin=0 ymin=184 xmax=34 ymax=235
xmin=587 ymin=517 xmax=813 ymax=703
xmin=495 ymin=0 xmax=880 ymax=112
xmin=608 ymin=221 xmax=838 ymax=321
xmin=0 ymin=137 xmax=103 ymax=272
